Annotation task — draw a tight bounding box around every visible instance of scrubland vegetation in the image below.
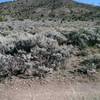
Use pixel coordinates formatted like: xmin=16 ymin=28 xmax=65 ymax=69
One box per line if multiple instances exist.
xmin=0 ymin=20 xmax=100 ymax=81
xmin=0 ymin=1 xmax=100 ymax=100
xmin=0 ymin=0 xmax=100 ymax=82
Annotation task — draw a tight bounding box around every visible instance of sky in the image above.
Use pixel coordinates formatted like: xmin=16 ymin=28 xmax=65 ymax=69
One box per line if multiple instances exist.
xmin=75 ymin=0 xmax=100 ymax=6
xmin=0 ymin=0 xmax=13 ymax=3
xmin=0 ymin=0 xmax=100 ymax=6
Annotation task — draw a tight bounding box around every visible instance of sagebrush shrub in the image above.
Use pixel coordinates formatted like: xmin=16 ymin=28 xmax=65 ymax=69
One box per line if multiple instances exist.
xmin=65 ymin=29 xmax=100 ymax=49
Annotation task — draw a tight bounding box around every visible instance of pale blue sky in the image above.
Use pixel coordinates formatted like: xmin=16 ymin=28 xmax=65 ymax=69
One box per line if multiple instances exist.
xmin=75 ymin=0 xmax=100 ymax=6
xmin=0 ymin=0 xmax=13 ymax=3
xmin=0 ymin=0 xmax=100 ymax=6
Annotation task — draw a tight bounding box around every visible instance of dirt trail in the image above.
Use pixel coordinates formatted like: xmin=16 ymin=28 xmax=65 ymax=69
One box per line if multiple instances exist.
xmin=0 ymin=79 xmax=100 ymax=100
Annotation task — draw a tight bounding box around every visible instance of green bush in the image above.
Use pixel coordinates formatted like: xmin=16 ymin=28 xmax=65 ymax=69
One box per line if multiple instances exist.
xmin=81 ymin=54 xmax=100 ymax=70
xmin=0 ymin=16 xmax=5 ymax=22
xmin=70 ymin=54 xmax=100 ymax=76
xmin=65 ymin=29 xmax=100 ymax=49
xmin=0 ymin=16 xmax=6 ymax=22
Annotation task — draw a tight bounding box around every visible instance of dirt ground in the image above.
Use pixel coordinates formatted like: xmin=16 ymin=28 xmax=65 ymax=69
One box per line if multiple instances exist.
xmin=0 ymin=78 xmax=100 ymax=100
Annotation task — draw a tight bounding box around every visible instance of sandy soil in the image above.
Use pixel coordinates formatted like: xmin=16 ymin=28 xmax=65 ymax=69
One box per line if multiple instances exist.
xmin=0 ymin=78 xmax=100 ymax=100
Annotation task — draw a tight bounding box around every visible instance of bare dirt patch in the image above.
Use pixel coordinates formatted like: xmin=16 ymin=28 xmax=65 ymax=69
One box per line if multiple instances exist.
xmin=0 ymin=78 xmax=100 ymax=100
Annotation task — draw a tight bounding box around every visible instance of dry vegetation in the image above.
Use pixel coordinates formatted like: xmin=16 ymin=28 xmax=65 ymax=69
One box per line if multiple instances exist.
xmin=0 ymin=20 xmax=100 ymax=81
xmin=0 ymin=0 xmax=100 ymax=100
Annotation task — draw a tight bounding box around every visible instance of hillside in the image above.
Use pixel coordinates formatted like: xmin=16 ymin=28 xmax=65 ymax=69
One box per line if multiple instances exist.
xmin=0 ymin=0 xmax=100 ymax=81
xmin=0 ymin=1 xmax=100 ymax=100
xmin=0 ymin=0 xmax=100 ymax=21
xmin=0 ymin=0 xmax=100 ymax=80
